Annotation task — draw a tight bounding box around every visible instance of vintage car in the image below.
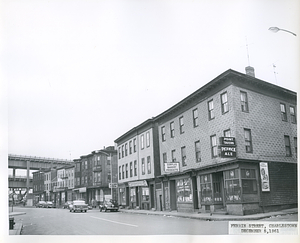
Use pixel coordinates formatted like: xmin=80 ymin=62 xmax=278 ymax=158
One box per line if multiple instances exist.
xmin=63 ymin=201 xmax=73 ymax=209
xmin=45 ymin=201 xmax=55 ymax=208
xmin=35 ymin=201 xmax=47 ymax=208
xmin=69 ymin=200 xmax=88 ymax=213
xmin=99 ymin=199 xmax=119 ymax=212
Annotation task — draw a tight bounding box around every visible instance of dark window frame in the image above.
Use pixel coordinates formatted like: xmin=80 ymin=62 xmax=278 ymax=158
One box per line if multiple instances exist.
xmin=221 ymin=92 xmax=229 ymax=114
xmin=208 ymin=99 xmax=214 ymax=120
xmin=280 ymin=103 xmax=287 ymax=121
xmin=179 ymin=116 xmax=184 ymax=134
xmin=244 ymin=129 xmax=253 ymax=153
xmin=284 ymin=135 xmax=292 ymax=157
xmin=170 ymin=122 xmax=175 ymax=138
xmin=240 ymin=91 xmax=249 ymax=112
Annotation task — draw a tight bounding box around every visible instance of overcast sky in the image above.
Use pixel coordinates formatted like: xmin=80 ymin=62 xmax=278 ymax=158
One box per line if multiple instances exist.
xmin=2 ymin=0 xmax=299 ymax=164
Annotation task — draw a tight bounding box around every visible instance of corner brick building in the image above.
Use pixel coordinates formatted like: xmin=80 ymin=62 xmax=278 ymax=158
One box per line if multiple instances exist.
xmin=154 ymin=67 xmax=297 ymax=215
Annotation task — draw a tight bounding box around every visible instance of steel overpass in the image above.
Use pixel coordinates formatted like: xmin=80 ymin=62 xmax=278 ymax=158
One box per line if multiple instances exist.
xmin=8 ymin=154 xmax=73 ymax=192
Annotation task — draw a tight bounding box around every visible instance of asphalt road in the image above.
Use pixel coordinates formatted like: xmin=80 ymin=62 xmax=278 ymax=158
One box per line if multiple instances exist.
xmin=13 ymin=207 xmax=228 ymax=235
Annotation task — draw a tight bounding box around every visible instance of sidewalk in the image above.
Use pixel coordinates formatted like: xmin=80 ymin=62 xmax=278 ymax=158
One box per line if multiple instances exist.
xmin=9 ymin=212 xmax=26 ymax=235
xmin=119 ymin=207 xmax=298 ymax=221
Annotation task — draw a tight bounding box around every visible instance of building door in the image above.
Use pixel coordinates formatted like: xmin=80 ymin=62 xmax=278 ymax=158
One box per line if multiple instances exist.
xmin=169 ymin=180 xmax=177 ymax=210
xmin=192 ymin=176 xmax=199 ymax=210
xmin=156 ymin=189 xmax=162 ymax=211
xmin=212 ymin=172 xmax=224 ymax=206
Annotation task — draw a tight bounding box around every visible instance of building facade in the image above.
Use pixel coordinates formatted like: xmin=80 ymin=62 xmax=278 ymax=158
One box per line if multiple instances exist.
xmin=115 ymin=119 xmax=161 ymax=210
xmin=73 ymin=146 xmax=118 ymax=206
xmin=154 ymin=68 xmax=297 ymax=215
xmin=32 ymin=170 xmax=45 ymax=204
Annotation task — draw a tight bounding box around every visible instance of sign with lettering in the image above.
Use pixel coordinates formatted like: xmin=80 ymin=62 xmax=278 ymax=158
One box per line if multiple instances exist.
xmin=109 ymin=183 xmax=118 ymax=188
xmin=220 ymin=146 xmax=236 ymax=157
xmin=164 ymin=162 xmax=180 ymax=173
xmin=260 ymin=162 xmax=270 ymax=191
xmin=220 ymin=137 xmax=236 ymax=145
xmin=128 ymin=180 xmax=148 ymax=187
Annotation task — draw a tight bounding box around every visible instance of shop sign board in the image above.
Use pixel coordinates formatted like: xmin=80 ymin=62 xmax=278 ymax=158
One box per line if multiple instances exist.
xmin=220 ymin=146 xmax=236 ymax=157
xmin=109 ymin=183 xmax=118 ymax=188
xmin=128 ymin=180 xmax=148 ymax=187
xmin=219 ymin=137 xmax=236 ymax=158
xmin=164 ymin=162 xmax=180 ymax=173
xmin=260 ymin=162 xmax=270 ymax=191
xmin=79 ymin=187 xmax=86 ymax=193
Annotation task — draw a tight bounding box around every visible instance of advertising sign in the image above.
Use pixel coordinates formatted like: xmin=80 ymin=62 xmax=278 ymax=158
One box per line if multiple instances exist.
xmin=219 ymin=137 xmax=236 ymax=145
xmin=109 ymin=183 xmax=118 ymax=188
xmin=260 ymin=162 xmax=270 ymax=191
xmin=164 ymin=162 xmax=180 ymax=173
xmin=219 ymin=137 xmax=236 ymax=158
xmin=128 ymin=180 xmax=148 ymax=187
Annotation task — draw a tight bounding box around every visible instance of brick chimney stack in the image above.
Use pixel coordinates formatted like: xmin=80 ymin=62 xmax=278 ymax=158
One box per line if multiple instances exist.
xmin=245 ymin=66 xmax=255 ymax=77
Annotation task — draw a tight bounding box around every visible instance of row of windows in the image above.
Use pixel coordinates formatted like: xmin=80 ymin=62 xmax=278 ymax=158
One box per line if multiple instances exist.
xmin=163 ymin=129 xmax=297 ymax=167
xmin=118 ymin=132 xmax=151 ymax=159
xmin=119 ymin=156 xmax=152 ymax=180
xmin=161 ymin=91 xmax=296 ymax=142
xmin=280 ymin=103 xmax=297 ymax=123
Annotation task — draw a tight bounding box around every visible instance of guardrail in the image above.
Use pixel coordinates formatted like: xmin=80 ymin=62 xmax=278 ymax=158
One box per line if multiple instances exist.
xmin=8 ymin=154 xmax=73 ymax=164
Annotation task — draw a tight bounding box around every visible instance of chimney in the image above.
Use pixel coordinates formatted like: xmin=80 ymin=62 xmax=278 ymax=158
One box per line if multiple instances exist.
xmin=245 ymin=66 xmax=255 ymax=77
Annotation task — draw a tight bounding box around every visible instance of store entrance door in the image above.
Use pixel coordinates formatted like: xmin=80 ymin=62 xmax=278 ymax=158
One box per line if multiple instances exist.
xmin=212 ymin=172 xmax=224 ymax=206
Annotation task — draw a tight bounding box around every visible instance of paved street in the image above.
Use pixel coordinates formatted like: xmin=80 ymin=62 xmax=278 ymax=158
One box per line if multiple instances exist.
xmin=12 ymin=207 xmax=228 ymax=235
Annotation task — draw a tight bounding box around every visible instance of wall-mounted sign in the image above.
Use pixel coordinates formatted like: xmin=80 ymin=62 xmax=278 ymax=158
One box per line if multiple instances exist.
xmin=109 ymin=183 xmax=118 ymax=188
xmin=260 ymin=162 xmax=270 ymax=191
xmin=164 ymin=162 xmax=180 ymax=173
xmin=220 ymin=137 xmax=236 ymax=145
xmin=79 ymin=187 xmax=86 ymax=193
xmin=128 ymin=180 xmax=148 ymax=187
xmin=220 ymin=146 xmax=236 ymax=157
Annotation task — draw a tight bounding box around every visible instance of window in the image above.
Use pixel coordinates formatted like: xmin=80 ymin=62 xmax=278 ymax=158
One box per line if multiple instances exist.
xmin=125 ymin=164 xmax=128 ymax=178
xmin=129 ymin=141 xmax=132 ymax=154
xmin=181 ymin=146 xmax=187 ymax=166
xmin=122 ymin=165 xmax=124 ymax=179
xmin=85 ymin=176 xmax=87 ymax=184
xmin=224 ymin=129 xmax=231 ymax=137
xmin=176 ymin=178 xmax=192 ymax=203
xmin=240 ymin=91 xmax=249 ymax=112
xmin=200 ymin=175 xmax=212 ymax=203
xmin=146 ymin=132 xmax=150 ymax=147
xmin=221 ymin=92 xmax=229 ymax=114
xmin=161 ymin=126 xmax=166 ymax=141
xmin=294 ymin=137 xmax=297 ymax=158
xmin=244 ymin=129 xmax=253 ymax=153
xmin=125 ymin=143 xmax=128 ymax=156
xmin=280 ymin=103 xmax=287 ymax=121
xmin=119 ymin=166 xmax=121 ymax=180
xmin=141 ymin=135 xmax=144 ymax=149
xmin=179 ymin=116 xmax=184 ymax=134
xmin=122 ymin=145 xmax=124 ymax=158
xmin=130 ymin=188 xmax=136 ymax=202
xmin=84 ymin=161 xmax=88 ymax=169
xmin=163 ymin=152 xmax=167 ymax=163
xmin=224 ymin=169 xmax=241 ymax=202
xmin=170 ymin=122 xmax=175 ymax=138
xmin=208 ymin=100 xmax=214 ymax=120
xmin=142 ymin=158 xmax=145 ymax=175
xmin=133 ymin=139 xmax=137 ymax=152
xmin=210 ymin=135 xmax=217 ymax=158
xmin=193 ymin=108 xmax=199 ymax=127
xmin=284 ymin=135 xmax=292 ymax=157
xmin=130 ymin=162 xmax=133 ymax=177
xmin=290 ymin=106 xmax=296 ymax=123
xmin=195 ymin=140 xmax=201 ymax=162
xmin=171 ymin=149 xmax=176 ymax=162
xmin=241 ymin=169 xmax=257 ymax=194
xmin=134 ymin=160 xmax=137 ymax=176
xmin=147 ymin=156 xmax=151 ymax=174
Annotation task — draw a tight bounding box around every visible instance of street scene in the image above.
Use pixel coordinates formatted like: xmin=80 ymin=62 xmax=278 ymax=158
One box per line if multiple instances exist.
xmin=4 ymin=0 xmax=299 ymax=240
xmin=9 ymin=206 xmax=297 ymax=235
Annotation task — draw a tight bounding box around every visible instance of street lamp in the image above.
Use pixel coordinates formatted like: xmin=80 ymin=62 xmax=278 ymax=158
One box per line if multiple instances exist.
xmin=269 ymin=27 xmax=297 ymax=36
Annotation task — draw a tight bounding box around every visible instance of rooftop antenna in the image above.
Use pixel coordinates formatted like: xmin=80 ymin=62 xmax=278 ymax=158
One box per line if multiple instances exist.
xmin=245 ymin=36 xmax=251 ymax=66
xmin=272 ymin=63 xmax=278 ymax=85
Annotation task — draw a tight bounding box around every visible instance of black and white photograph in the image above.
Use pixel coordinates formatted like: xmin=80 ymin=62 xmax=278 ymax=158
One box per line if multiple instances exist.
xmin=1 ymin=0 xmax=299 ymax=242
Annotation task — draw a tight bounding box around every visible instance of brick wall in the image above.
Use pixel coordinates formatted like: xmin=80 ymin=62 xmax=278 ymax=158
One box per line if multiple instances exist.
xmin=260 ymin=162 xmax=297 ymax=206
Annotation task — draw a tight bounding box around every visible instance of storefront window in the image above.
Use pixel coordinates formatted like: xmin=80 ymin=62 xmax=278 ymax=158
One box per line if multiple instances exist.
xmin=142 ymin=187 xmax=149 ymax=201
xmin=177 ymin=178 xmax=192 ymax=203
xmin=130 ymin=188 xmax=136 ymax=202
xmin=200 ymin=175 xmax=212 ymax=203
xmin=241 ymin=169 xmax=257 ymax=194
xmin=119 ymin=188 xmax=126 ymax=205
xmin=224 ymin=169 xmax=241 ymax=202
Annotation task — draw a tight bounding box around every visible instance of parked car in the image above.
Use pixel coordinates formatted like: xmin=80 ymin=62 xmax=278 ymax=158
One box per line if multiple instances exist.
xmin=69 ymin=200 xmax=88 ymax=213
xmin=45 ymin=201 xmax=55 ymax=208
xmin=35 ymin=201 xmax=47 ymax=208
xmin=63 ymin=201 xmax=73 ymax=209
xmin=99 ymin=199 xmax=119 ymax=212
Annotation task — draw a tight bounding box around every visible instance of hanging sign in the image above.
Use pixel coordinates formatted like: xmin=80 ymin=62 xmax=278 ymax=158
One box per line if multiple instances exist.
xmin=219 ymin=137 xmax=237 ymax=158
xmin=260 ymin=162 xmax=270 ymax=191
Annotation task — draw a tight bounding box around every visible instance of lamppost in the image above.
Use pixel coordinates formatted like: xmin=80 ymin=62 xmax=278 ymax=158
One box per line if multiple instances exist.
xmin=269 ymin=27 xmax=297 ymax=36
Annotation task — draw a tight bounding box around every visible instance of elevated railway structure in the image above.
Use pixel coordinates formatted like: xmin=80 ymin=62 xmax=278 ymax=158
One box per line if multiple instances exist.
xmin=8 ymin=154 xmax=73 ymax=194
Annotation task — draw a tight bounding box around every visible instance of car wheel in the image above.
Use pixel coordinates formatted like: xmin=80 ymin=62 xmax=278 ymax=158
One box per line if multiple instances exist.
xmin=104 ymin=208 xmax=107 ymax=212
xmin=85 ymin=210 xmax=87 ymax=213
xmin=69 ymin=209 xmax=71 ymax=212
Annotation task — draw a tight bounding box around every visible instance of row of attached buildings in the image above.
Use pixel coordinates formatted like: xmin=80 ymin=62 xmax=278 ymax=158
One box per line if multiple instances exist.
xmin=33 ymin=146 xmax=117 ymax=207
xmin=114 ymin=67 xmax=297 ymax=215
xmin=33 ymin=67 xmax=297 ymax=215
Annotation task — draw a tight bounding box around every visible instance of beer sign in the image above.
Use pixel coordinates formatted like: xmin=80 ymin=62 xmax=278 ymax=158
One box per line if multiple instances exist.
xmin=219 ymin=137 xmax=236 ymax=158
